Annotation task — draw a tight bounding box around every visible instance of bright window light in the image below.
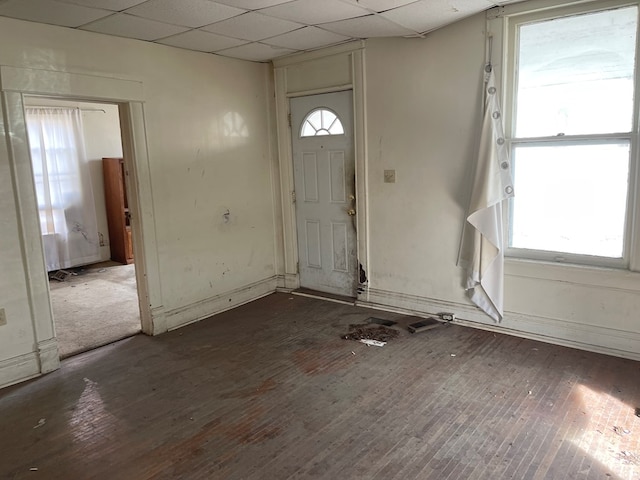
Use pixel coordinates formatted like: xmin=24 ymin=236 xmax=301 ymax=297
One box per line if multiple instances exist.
xmin=510 ymin=142 xmax=630 ymax=257
xmin=301 ymin=108 xmax=344 ymax=137
xmin=508 ymin=5 xmax=638 ymax=264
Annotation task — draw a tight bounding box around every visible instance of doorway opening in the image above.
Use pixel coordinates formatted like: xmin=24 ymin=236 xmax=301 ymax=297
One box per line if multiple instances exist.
xmin=24 ymin=96 xmax=141 ymax=358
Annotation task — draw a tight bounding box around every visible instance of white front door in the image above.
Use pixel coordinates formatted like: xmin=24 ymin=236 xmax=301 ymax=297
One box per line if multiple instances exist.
xmin=290 ymin=90 xmax=357 ymax=297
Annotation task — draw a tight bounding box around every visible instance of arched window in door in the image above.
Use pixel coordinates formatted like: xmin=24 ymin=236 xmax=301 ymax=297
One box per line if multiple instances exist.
xmin=300 ymin=108 xmax=344 ymax=137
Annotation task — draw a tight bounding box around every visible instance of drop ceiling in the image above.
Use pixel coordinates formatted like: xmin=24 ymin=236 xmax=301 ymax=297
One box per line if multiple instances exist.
xmin=0 ymin=0 xmax=523 ymax=62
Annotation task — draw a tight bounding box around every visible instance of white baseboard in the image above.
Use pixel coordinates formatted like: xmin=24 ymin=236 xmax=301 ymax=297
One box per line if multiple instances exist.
xmin=276 ymin=273 xmax=299 ymax=292
xmin=164 ymin=276 xmax=278 ymax=331
xmin=149 ymin=305 xmax=167 ymax=335
xmin=38 ymin=338 xmax=60 ymax=373
xmin=358 ymin=287 xmax=640 ymax=361
xmin=0 ymin=338 xmax=61 ymax=389
xmin=0 ymin=352 xmax=40 ymax=389
xmin=278 ymin=273 xmax=299 ymax=291
xmin=276 ymin=274 xmax=288 ymax=291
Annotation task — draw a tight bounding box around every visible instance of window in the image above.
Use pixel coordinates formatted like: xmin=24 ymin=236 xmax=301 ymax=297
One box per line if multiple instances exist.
xmin=26 ymin=107 xmax=86 ymax=235
xmin=503 ymin=1 xmax=638 ymax=267
xmin=300 ymin=108 xmax=344 ymax=137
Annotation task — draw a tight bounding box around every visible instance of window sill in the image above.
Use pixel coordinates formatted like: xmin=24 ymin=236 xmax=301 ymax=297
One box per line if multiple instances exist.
xmin=504 ymin=257 xmax=640 ymax=293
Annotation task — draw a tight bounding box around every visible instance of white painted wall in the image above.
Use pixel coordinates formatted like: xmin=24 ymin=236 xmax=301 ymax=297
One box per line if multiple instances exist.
xmin=362 ymin=14 xmax=640 ymax=358
xmin=0 ymin=17 xmax=277 ymax=386
xmin=364 ymin=20 xmax=483 ymax=302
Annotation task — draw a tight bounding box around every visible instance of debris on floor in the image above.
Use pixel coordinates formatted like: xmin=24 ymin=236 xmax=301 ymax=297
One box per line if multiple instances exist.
xmin=360 ymin=339 xmax=386 ymax=347
xmin=407 ymin=317 xmax=443 ymax=334
xmin=49 ymin=270 xmax=75 ymax=282
xmin=366 ymin=317 xmax=397 ymax=327
xmin=33 ymin=418 xmax=46 ymax=429
xmin=342 ymin=324 xmax=400 ymax=343
xmin=618 ymin=450 xmax=640 ymax=466
xmin=613 ymin=426 xmax=631 ymax=436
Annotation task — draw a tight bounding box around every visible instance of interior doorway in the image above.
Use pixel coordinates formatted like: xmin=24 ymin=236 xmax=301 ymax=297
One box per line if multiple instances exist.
xmin=24 ymin=96 xmax=141 ymax=358
xmin=290 ymin=90 xmax=357 ymax=297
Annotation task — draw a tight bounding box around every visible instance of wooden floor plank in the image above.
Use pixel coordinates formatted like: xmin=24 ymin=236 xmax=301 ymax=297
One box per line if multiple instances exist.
xmin=0 ymin=293 xmax=638 ymax=479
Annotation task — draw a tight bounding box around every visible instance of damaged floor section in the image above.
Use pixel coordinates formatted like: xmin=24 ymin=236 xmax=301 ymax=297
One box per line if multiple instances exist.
xmin=0 ymin=293 xmax=638 ymax=479
xmin=343 ymin=324 xmax=400 ymax=343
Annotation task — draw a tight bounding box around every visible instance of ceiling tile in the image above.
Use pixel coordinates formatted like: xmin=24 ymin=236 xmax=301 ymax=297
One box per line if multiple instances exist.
xmin=0 ymin=0 xmax=112 ymax=27
xmin=264 ymin=26 xmax=351 ymax=51
xmin=259 ymin=0 xmax=370 ymax=25
xmin=202 ymin=12 xmax=303 ymax=41
xmin=213 ymin=0 xmax=292 ymax=9
xmin=157 ymin=29 xmax=247 ymax=52
xmin=0 ymin=0 xmax=517 ymax=62
xmin=341 ymin=0 xmax=420 ymax=13
xmin=381 ymin=0 xmax=488 ymax=33
xmin=125 ymin=0 xmax=246 ymax=28
xmin=81 ymin=13 xmax=189 ymax=41
xmin=322 ymin=14 xmax=416 ymax=37
xmin=57 ymin=0 xmax=147 ymax=11
xmin=217 ymin=42 xmax=297 ymax=62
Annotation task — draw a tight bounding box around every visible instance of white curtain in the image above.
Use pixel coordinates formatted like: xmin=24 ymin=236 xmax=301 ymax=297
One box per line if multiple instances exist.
xmin=458 ymin=68 xmax=514 ymax=322
xmin=26 ymin=107 xmax=100 ymax=271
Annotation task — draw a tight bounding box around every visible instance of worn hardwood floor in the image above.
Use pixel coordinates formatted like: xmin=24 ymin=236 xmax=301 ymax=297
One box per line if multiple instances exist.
xmin=1 ymin=293 xmax=638 ymax=479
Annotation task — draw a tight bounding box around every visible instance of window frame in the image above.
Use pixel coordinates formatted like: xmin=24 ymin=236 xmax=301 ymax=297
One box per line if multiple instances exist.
xmin=299 ymin=107 xmax=345 ymax=138
xmin=496 ymin=0 xmax=640 ymax=270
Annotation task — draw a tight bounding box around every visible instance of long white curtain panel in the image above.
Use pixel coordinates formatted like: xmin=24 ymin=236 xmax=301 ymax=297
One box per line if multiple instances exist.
xmin=26 ymin=107 xmax=100 ymax=271
xmin=458 ymin=68 xmax=514 ymax=321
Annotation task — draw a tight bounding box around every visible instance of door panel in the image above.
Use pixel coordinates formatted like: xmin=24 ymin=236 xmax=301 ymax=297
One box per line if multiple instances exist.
xmin=332 ymin=222 xmax=349 ymax=272
xmin=329 ymin=152 xmax=346 ymax=203
xmin=291 ymin=91 xmax=356 ymax=297
xmin=302 ymin=153 xmax=319 ymax=202
xmin=306 ymin=220 xmax=322 ymax=268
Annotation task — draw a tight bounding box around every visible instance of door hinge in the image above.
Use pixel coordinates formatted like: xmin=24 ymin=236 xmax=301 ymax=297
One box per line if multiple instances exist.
xmin=287 ymin=112 xmax=292 ymax=128
xmin=292 ymin=190 xmax=296 ymax=203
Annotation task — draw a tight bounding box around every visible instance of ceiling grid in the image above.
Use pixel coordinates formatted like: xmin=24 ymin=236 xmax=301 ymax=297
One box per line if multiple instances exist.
xmin=0 ymin=0 xmax=524 ymax=62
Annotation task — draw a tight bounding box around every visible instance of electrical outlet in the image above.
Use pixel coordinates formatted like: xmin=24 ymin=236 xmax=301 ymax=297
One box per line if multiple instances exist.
xmin=438 ymin=312 xmax=455 ymax=322
xmin=0 ymin=308 xmax=6 ymax=326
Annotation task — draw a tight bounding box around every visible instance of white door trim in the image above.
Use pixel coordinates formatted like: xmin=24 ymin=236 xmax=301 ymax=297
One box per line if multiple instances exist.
xmin=0 ymin=65 xmax=165 ymax=382
xmin=273 ymin=42 xmax=369 ymax=296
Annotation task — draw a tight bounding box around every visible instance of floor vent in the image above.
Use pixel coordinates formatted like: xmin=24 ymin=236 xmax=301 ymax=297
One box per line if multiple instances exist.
xmin=49 ymin=269 xmax=75 ymax=282
xmin=407 ymin=317 xmax=442 ymax=334
xmin=366 ymin=317 xmax=397 ymax=327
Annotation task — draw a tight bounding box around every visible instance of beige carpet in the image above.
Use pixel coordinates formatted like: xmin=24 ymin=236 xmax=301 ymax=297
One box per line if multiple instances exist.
xmin=49 ymin=262 xmax=141 ymax=358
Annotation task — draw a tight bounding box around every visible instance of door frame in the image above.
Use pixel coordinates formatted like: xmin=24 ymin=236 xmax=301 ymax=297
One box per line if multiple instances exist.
xmin=273 ymin=41 xmax=369 ymax=296
xmin=0 ymin=65 xmax=165 ymax=376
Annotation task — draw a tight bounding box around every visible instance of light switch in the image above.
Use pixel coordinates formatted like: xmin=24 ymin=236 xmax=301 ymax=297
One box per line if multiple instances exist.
xmin=384 ymin=169 xmax=396 ymax=183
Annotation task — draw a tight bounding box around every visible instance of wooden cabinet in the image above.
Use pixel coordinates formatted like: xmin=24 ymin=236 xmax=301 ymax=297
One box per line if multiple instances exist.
xmin=103 ymin=157 xmax=133 ymax=265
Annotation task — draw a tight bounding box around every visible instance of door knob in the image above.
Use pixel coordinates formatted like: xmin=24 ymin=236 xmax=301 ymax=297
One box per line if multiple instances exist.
xmin=347 ymin=209 xmax=356 ymax=216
